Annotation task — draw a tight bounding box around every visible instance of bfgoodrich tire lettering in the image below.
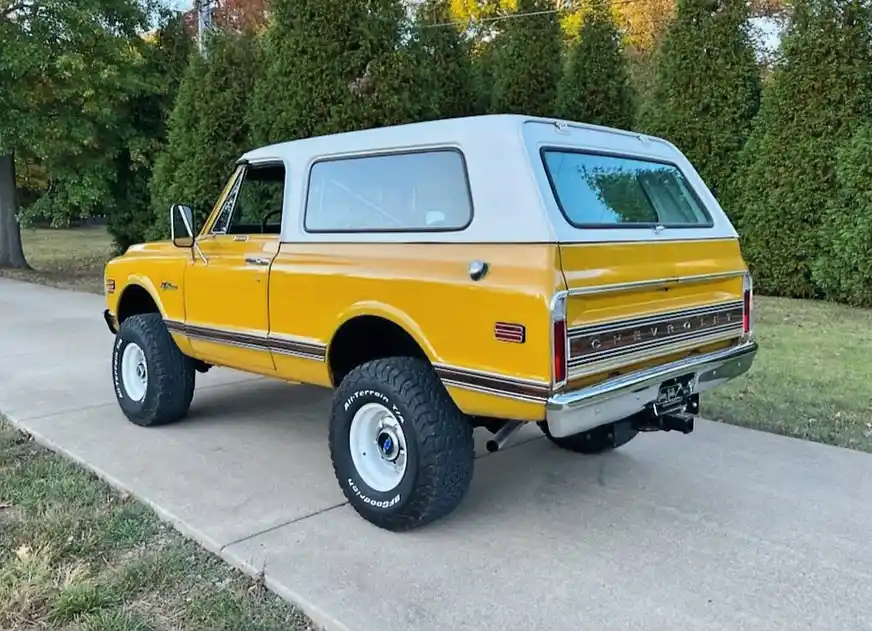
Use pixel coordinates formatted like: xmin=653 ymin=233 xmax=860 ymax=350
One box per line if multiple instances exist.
xmin=329 ymin=357 xmax=474 ymax=532
xmin=112 ymin=313 xmax=195 ymax=427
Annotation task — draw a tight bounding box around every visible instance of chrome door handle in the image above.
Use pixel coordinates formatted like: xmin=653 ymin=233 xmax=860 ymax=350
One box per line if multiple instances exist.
xmin=244 ymin=255 xmax=270 ymax=266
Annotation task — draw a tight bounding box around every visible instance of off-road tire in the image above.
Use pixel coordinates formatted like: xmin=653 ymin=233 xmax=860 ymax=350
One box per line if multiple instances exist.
xmin=112 ymin=313 xmax=195 ymax=427
xmin=538 ymin=419 xmax=638 ymax=454
xmin=329 ymin=357 xmax=475 ymax=532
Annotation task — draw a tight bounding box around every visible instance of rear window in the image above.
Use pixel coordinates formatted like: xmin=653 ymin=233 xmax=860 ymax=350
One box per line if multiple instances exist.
xmin=541 ymin=149 xmax=712 ymax=228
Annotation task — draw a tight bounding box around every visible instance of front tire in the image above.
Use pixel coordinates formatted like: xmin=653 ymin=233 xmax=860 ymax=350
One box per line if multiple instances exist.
xmin=329 ymin=357 xmax=474 ymax=532
xmin=112 ymin=313 xmax=195 ymax=427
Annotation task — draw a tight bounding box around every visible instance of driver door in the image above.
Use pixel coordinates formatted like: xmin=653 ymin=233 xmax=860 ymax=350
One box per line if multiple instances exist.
xmin=183 ymin=161 xmax=285 ymax=372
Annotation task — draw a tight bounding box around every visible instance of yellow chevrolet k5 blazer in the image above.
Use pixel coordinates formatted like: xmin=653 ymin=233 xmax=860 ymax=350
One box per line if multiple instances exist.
xmin=102 ymin=114 xmax=758 ymax=531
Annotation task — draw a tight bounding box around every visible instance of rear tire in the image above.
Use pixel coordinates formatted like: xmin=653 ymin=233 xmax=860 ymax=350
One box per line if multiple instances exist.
xmin=538 ymin=419 xmax=638 ymax=454
xmin=112 ymin=313 xmax=195 ymax=427
xmin=329 ymin=357 xmax=474 ymax=532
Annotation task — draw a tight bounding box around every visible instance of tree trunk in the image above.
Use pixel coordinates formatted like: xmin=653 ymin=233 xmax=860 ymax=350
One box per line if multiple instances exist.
xmin=0 ymin=151 xmax=29 ymax=269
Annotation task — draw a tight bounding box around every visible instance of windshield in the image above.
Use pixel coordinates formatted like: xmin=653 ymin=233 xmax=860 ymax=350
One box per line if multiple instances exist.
xmin=541 ymin=150 xmax=712 ymax=228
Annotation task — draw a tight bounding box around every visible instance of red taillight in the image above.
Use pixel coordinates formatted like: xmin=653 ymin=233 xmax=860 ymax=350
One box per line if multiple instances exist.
xmin=551 ymin=293 xmax=568 ymax=387
xmin=742 ymin=272 xmax=753 ymax=334
xmin=553 ymin=318 xmax=567 ymax=385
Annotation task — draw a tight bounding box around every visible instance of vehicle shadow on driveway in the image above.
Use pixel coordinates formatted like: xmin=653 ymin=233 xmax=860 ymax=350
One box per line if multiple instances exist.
xmin=184 ymin=378 xmax=332 ymax=428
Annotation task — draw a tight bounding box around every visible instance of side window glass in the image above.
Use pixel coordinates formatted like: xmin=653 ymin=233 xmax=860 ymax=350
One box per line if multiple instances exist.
xmin=304 ymin=149 xmax=472 ymax=232
xmin=211 ymin=163 xmax=286 ymax=235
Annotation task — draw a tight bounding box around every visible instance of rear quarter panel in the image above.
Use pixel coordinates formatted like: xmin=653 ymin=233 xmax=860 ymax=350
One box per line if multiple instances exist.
xmin=268 ymin=243 xmax=563 ymax=420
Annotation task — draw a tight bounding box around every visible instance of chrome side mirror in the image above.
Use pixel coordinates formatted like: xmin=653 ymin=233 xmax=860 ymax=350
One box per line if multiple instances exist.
xmin=170 ymin=204 xmax=195 ymax=248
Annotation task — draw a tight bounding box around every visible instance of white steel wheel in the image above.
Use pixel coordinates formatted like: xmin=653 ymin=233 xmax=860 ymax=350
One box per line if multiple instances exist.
xmin=120 ymin=342 xmax=148 ymax=403
xmin=348 ymin=402 xmax=408 ymax=493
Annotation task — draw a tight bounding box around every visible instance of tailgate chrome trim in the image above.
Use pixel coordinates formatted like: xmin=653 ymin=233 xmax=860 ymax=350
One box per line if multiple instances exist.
xmin=545 ymin=337 xmax=757 ymax=438
xmin=562 ymin=270 xmax=746 ymax=297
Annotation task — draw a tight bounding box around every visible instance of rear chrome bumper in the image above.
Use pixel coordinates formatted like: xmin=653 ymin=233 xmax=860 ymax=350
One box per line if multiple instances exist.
xmin=545 ymin=338 xmax=758 ymax=438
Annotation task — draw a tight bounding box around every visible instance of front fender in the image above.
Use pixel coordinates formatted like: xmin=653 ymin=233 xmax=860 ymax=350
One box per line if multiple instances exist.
xmin=123 ymin=275 xmax=167 ymax=317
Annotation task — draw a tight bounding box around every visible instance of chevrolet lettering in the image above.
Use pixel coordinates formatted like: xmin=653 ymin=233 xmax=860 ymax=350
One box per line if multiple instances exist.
xmin=101 ymin=114 xmax=758 ymax=531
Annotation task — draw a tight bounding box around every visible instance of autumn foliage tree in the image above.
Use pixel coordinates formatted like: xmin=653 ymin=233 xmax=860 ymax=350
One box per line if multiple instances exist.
xmin=555 ymin=0 xmax=635 ymax=129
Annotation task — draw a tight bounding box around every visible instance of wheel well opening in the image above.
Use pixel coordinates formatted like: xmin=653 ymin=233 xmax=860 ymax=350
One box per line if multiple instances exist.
xmin=329 ymin=316 xmax=429 ymax=386
xmin=117 ymin=285 xmax=160 ymax=324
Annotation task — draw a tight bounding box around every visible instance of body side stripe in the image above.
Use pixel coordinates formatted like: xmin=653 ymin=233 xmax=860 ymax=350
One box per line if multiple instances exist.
xmin=164 ymin=319 xmax=551 ymax=404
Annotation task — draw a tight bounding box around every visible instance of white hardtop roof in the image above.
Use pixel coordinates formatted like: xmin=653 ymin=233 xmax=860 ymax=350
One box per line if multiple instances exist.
xmin=240 ymin=113 xmax=736 ymax=245
xmin=239 ymin=113 xmax=671 ymax=164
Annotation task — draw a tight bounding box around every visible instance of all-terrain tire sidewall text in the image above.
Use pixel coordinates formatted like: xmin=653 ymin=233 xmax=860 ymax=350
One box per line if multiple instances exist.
xmin=333 ymin=387 xmax=418 ymax=513
xmin=112 ymin=313 xmax=195 ymax=427
xmin=112 ymin=332 xmax=146 ymax=417
xmin=329 ymin=357 xmax=475 ymax=531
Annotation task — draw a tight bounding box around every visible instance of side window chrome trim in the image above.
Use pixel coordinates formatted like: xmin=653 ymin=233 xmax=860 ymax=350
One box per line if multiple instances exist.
xmin=209 ymin=159 xmax=288 ymax=237
xmin=209 ymin=166 xmax=247 ymax=236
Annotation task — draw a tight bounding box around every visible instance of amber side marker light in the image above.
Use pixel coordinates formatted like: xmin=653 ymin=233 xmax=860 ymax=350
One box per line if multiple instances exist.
xmin=494 ymin=322 xmax=526 ymax=344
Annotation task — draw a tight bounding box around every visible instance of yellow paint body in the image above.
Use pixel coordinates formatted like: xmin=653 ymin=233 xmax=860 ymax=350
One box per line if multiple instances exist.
xmin=105 ymin=216 xmax=748 ymax=423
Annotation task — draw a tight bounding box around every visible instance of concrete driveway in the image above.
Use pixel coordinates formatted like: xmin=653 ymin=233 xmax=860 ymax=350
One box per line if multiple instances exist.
xmin=2 ymin=277 xmax=871 ymax=631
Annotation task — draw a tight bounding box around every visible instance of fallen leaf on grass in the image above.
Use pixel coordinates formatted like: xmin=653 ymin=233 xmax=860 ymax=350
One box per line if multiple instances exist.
xmin=16 ymin=544 xmax=32 ymax=560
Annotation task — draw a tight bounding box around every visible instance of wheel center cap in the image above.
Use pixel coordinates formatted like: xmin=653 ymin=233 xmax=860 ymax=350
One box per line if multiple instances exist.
xmin=377 ymin=430 xmax=399 ymax=461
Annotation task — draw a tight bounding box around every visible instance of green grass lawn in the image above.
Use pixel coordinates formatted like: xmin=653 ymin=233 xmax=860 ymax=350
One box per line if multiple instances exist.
xmin=0 ymin=225 xmax=116 ymax=294
xmin=705 ymin=295 xmax=872 ymax=452
xmin=0 ymin=420 xmax=314 ymax=631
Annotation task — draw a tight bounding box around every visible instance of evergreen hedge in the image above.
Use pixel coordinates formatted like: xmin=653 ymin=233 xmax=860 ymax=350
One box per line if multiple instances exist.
xmin=644 ymin=0 xmax=760 ymax=205
xmin=812 ymin=123 xmax=872 ymax=306
xmin=107 ymin=13 xmax=192 ymax=250
xmin=490 ymin=0 xmax=563 ymax=116
xmin=248 ymin=0 xmax=433 ymax=146
xmin=148 ymin=30 xmax=261 ymax=238
xmin=417 ymin=0 xmax=477 ymax=119
xmin=555 ymin=0 xmax=635 ymax=129
xmin=734 ymin=0 xmax=872 ymax=298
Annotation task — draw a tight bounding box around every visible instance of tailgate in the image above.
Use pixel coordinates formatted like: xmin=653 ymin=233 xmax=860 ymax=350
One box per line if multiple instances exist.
xmin=558 ymin=239 xmax=748 ymax=385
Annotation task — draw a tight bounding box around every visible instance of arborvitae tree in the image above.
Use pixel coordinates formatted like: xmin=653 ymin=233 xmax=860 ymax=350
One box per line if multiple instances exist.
xmin=644 ymin=0 xmax=760 ymax=204
xmin=734 ymin=0 xmax=872 ymax=298
xmin=108 ymin=12 xmax=193 ymax=251
xmin=812 ymin=125 xmax=872 ymax=306
xmin=555 ymin=0 xmax=635 ymax=129
xmin=148 ymin=30 xmax=261 ymax=239
xmin=490 ymin=0 xmax=563 ymax=116
xmin=248 ymin=0 xmax=434 ymax=146
xmin=417 ymin=0 xmax=477 ymax=119
xmin=471 ymin=38 xmax=499 ymax=115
